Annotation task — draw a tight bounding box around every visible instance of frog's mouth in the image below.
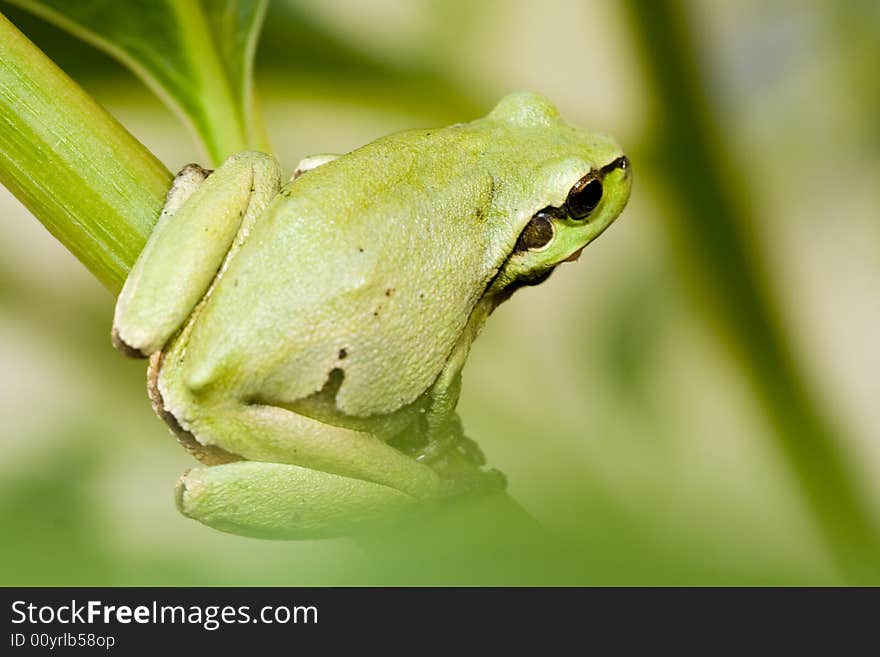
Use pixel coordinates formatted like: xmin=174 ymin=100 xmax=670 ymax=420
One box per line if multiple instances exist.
xmin=564 ymin=246 xmax=585 ymax=262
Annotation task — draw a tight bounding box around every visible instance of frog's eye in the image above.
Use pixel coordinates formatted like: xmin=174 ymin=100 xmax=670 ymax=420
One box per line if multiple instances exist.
xmin=515 ymin=208 xmax=558 ymax=252
xmin=566 ymin=175 xmax=603 ymax=219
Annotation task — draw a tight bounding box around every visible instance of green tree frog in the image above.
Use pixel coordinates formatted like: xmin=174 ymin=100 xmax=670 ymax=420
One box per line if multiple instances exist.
xmin=111 ymin=92 xmax=631 ymax=539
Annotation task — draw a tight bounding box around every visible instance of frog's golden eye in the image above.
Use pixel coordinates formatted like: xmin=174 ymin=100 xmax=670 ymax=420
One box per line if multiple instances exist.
xmin=515 ymin=208 xmax=559 ymax=252
xmin=566 ymin=175 xmax=603 ymax=219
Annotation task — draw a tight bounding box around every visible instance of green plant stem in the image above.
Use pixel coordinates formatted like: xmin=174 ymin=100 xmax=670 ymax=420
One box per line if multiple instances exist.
xmin=623 ymin=0 xmax=880 ymax=582
xmin=0 ymin=11 xmax=170 ymax=293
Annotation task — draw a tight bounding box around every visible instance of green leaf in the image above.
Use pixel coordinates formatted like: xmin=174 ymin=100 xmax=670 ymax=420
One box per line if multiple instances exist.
xmin=5 ymin=0 xmax=269 ymax=164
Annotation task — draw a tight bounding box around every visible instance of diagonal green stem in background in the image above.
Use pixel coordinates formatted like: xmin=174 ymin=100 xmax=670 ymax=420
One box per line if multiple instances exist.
xmin=0 ymin=11 xmax=169 ymax=292
xmin=623 ymin=0 xmax=880 ymax=582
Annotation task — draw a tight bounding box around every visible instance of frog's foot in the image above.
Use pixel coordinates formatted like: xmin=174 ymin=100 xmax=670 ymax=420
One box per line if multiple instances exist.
xmin=176 ymin=462 xmax=419 ymax=540
xmin=113 ymin=152 xmax=281 ymax=358
xmin=157 ymin=368 xmax=445 ymax=538
xmin=415 ymin=416 xmax=486 ymax=466
xmin=109 ymin=162 xmax=208 ymax=358
xmin=454 ymin=435 xmax=488 ymax=466
xmin=434 ymin=456 xmax=507 ymax=499
xmin=410 ymin=418 xmax=505 ymax=496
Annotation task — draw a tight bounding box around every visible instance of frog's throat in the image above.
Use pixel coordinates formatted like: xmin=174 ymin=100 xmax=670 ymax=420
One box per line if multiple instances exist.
xmin=147 ymin=351 xmax=242 ymax=466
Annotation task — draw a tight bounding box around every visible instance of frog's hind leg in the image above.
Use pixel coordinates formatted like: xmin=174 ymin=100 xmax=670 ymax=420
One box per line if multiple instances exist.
xmin=113 ymin=151 xmax=282 ymax=357
xmin=160 ymin=376 xmax=444 ymax=537
xmin=173 ymin=404 xmax=442 ymax=538
xmin=147 ymin=351 xmax=241 ymax=466
xmin=176 ymin=461 xmax=418 ymax=539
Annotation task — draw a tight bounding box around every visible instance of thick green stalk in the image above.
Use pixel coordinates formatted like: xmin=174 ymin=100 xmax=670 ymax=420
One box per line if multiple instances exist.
xmin=0 ymin=11 xmax=170 ymax=293
xmin=623 ymin=0 xmax=880 ymax=582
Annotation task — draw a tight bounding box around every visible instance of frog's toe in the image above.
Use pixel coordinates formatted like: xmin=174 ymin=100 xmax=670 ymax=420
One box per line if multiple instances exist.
xmin=175 ymin=461 xmax=419 ymax=540
xmin=434 ymin=458 xmax=508 ymax=498
xmin=455 ymin=435 xmax=487 ymax=466
xmin=414 ymin=416 xmax=487 ymax=466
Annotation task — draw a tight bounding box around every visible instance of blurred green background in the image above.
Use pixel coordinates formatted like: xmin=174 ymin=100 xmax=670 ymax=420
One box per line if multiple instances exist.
xmin=1 ymin=0 xmax=878 ymax=584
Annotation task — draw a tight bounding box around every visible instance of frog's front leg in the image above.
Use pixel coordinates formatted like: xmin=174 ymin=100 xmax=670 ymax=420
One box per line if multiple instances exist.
xmin=113 ymin=151 xmax=282 ymax=356
xmin=413 ymin=300 xmax=506 ymax=491
xmin=412 ymin=295 xmax=491 ymax=466
xmin=161 ymin=376 xmax=443 ymax=538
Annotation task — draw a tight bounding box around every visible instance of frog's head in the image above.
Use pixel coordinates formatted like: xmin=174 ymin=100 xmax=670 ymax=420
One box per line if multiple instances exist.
xmin=483 ymin=92 xmax=631 ymax=299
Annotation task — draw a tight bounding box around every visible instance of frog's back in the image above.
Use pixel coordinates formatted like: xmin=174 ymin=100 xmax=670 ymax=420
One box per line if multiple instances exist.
xmin=179 ymin=128 xmax=505 ymax=417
